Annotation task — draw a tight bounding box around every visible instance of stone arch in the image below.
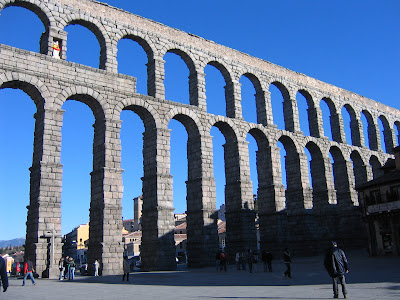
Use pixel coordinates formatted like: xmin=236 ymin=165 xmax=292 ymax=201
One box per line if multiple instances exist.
xmin=329 ymin=146 xmax=352 ymax=206
xmin=361 ymin=109 xmax=378 ymax=150
xmin=118 ymin=97 xmax=161 ymax=129
xmin=248 ymin=127 xmax=274 ymax=211
xmin=305 ymin=141 xmax=329 ymax=208
xmin=269 ymin=81 xmax=293 ymax=132
xmin=0 ymin=0 xmax=53 ymax=30
xmin=350 ymin=150 xmax=368 ymax=188
xmin=240 ymin=72 xmax=266 ymax=125
xmin=116 ymin=33 xmax=155 ymax=95
xmin=0 ymin=73 xmax=48 ymax=110
xmin=163 ymin=48 xmax=198 ymax=106
xmin=206 ymin=60 xmax=235 ymax=118
xmin=168 ymin=110 xmax=218 ymax=266
xmin=378 ymin=114 xmax=394 ymax=153
xmin=61 ymin=14 xmax=111 ymax=70
xmin=297 ymin=89 xmax=319 ymax=137
xmin=320 ymin=97 xmax=342 ymax=142
xmin=342 ymin=103 xmax=362 ymax=146
xmin=55 ymin=86 xmax=110 ymax=120
xmin=278 ymin=135 xmax=304 ymax=211
xmin=370 ymin=155 xmax=384 ymax=179
xmin=211 ymin=119 xmax=257 ymax=255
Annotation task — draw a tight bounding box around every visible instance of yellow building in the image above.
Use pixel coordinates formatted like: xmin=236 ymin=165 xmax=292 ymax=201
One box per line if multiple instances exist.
xmin=63 ymin=223 xmax=89 ymax=264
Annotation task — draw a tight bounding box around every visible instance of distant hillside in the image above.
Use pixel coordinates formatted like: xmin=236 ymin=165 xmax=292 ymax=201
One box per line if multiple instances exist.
xmin=0 ymin=238 xmax=25 ymax=248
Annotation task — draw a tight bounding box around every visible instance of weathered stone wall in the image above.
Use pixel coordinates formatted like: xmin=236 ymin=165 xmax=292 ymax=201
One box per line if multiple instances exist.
xmin=0 ymin=0 xmax=399 ymax=277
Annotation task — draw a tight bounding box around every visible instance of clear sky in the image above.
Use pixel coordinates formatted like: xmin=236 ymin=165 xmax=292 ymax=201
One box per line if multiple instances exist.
xmin=0 ymin=0 xmax=399 ymax=240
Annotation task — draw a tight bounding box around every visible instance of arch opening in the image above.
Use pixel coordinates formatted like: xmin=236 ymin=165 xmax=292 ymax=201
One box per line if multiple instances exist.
xmin=0 ymin=6 xmax=45 ymax=53
xmin=117 ymin=38 xmax=149 ymax=95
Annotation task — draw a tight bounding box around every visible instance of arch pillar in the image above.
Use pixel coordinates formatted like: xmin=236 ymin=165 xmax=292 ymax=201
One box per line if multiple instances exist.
xmin=257 ymin=145 xmax=285 ymax=252
xmin=284 ymin=98 xmax=301 ymax=133
xmin=185 ymin=134 xmax=218 ymax=267
xmin=330 ymin=113 xmax=346 ymax=143
xmin=322 ymin=157 xmax=337 ymax=205
xmin=368 ymin=121 xmax=379 ymax=150
xmin=189 ymin=71 xmax=207 ymax=110
xmin=26 ymin=108 xmax=64 ymax=279
xmin=224 ymin=139 xmax=257 ymax=255
xmin=147 ymin=57 xmax=166 ymax=100
xmin=225 ymin=81 xmax=243 ymax=119
xmin=383 ymin=126 xmax=395 ymax=153
xmin=262 ymin=90 xmax=274 ymax=126
xmin=350 ymin=118 xmax=363 ymax=147
xmin=140 ymin=127 xmax=176 ymax=270
xmin=308 ymin=106 xmax=324 ymax=138
xmin=104 ymin=41 xmax=118 ymax=73
xmin=255 ymin=90 xmax=268 ymax=126
xmin=87 ymin=118 xmax=124 ymax=276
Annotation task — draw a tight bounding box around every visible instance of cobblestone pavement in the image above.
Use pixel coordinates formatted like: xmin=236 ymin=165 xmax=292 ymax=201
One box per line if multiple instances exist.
xmin=2 ymin=251 xmax=399 ymax=300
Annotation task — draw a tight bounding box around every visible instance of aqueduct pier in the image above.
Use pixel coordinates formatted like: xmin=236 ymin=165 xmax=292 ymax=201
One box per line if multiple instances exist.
xmin=0 ymin=0 xmax=399 ymax=278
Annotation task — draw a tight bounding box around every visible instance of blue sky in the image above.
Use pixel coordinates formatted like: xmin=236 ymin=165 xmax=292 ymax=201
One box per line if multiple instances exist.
xmin=0 ymin=0 xmax=399 ymax=240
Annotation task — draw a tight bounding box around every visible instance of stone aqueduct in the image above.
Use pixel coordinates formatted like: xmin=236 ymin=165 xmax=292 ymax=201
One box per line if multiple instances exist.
xmin=1 ymin=0 xmax=399 ymax=277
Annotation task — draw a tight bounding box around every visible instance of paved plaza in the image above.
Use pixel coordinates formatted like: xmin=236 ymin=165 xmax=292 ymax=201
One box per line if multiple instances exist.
xmin=2 ymin=250 xmax=399 ymax=299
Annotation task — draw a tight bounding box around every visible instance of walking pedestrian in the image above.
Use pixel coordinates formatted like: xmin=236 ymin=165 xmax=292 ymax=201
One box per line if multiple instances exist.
xmin=0 ymin=256 xmax=8 ymax=293
xmin=58 ymin=257 xmax=64 ymax=281
xmin=324 ymin=241 xmax=349 ymax=299
xmin=122 ymin=256 xmax=130 ymax=281
xmin=283 ymin=248 xmax=292 ymax=278
xmin=22 ymin=257 xmax=36 ymax=286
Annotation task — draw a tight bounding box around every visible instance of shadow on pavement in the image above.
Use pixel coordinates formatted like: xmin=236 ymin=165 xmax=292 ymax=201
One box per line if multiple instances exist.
xmin=56 ymin=251 xmax=400 ymax=288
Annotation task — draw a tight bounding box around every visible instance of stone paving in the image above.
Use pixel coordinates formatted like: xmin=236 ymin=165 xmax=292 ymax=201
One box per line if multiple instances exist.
xmin=2 ymin=251 xmax=399 ymax=299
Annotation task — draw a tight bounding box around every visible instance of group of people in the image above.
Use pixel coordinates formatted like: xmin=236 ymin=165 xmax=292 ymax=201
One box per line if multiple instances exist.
xmin=58 ymin=256 xmax=76 ymax=280
xmin=218 ymin=249 xmax=274 ymax=273
xmin=58 ymin=257 xmax=100 ymax=280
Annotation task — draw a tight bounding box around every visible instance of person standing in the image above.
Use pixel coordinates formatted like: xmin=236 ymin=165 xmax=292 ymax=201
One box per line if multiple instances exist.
xmin=220 ymin=252 xmax=227 ymax=272
xmin=58 ymin=257 xmax=64 ymax=281
xmin=122 ymin=256 xmax=130 ymax=281
xmin=63 ymin=256 xmax=69 ymax=279
xmin=68 ymin=257 xmax=76 ymax=280
xmin=0 ymin=256 xmax=8 ymax=293
xmin=264 ymin=250 xmax=273 ymax=272
xmin=22 ymin=258 xmax=36 ymax=286
xmin=283 ymin=248 xmax=292 ymax=278
xmin=247 ymin=249 xmax=253 ymax=273
xmin=94 ymin=259 xmax=100 ymax=276
xmin=324 ymin=241 xmax=349 ymax=299
xmin=215 ymin=249 xmax=221 ymax=271
xmin=235 ymin=252 xmax=241 ymax=270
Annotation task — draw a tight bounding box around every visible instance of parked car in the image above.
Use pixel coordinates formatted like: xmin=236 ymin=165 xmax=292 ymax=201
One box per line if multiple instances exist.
xmin=11 ymin=262 xmax=24 ymax=276
xmin=135 ymin=258 xmax=142 ymax=269
xmin=128 ymin=256 xmax=140 ymax=272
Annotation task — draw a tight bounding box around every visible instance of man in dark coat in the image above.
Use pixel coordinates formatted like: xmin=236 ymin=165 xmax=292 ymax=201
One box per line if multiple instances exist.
xmin=0 ymin=256 xmax=8 ymax=292
xmin=324 ymin=241 xmax=349 ymax=299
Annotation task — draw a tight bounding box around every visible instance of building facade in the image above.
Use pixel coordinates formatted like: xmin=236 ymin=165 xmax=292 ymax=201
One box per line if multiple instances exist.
xmin=357 ymin=146 xmax=400 ymax=256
